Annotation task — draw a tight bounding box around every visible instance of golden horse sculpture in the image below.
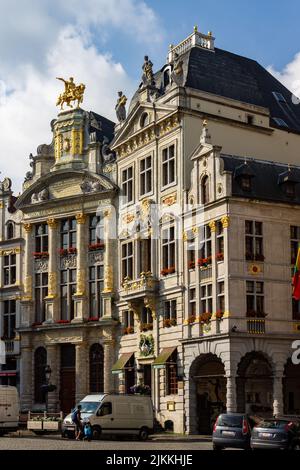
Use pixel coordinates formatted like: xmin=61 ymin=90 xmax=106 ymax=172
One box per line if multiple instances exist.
xmin=56 ymin=77 xmax=86 ymax=110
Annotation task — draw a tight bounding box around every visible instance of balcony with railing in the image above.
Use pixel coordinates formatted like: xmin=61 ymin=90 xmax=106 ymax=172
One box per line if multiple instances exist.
xmin=120 ymin=272 xmax=159 ymax=301
xmin=4 ymin=339 xmax=20 ymax=355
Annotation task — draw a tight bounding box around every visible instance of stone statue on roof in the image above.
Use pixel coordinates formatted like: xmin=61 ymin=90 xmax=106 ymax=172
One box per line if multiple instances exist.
xmin=115 ymin=91 xmax=127 ymax=122
xmin=142 ymin=56 xmax=155 ymax=87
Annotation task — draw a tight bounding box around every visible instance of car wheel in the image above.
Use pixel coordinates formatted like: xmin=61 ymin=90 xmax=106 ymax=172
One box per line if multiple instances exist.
xmin=139 ymin=427 xmax=149 ymax=441
xmin=92 ymin=426 xmax=102 ymax=440
xmin=213 ymin=444 xmax=223 ymax=451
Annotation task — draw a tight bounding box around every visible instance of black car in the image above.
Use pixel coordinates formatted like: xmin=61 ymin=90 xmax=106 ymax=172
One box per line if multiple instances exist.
xmin=212 ymin=413 xmax=252 ymax=450
xmin=251 ymin=418 xmax=300 ymax=450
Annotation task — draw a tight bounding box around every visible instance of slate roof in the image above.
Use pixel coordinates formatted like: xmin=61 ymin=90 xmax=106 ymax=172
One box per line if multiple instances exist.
xmin=221 ymin=154 xmax=300 ymax=204
xmin=88 ymin=111 xmax=115 ymax=143
xmin=129 ymin=45 xmax=300 ymax=134
xmin=186 ymin=47 xmax=300 ymax=133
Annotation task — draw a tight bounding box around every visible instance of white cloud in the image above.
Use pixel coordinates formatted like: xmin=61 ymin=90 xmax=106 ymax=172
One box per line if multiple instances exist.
xmin=0 ymin=0 xmax=163 ymax=192
xmin=268 ymin=53 xmax=300 ymax=104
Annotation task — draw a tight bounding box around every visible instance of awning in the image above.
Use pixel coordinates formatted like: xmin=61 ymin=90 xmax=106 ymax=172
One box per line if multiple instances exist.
xmin=111 ymin=352 xmax=133 ymax=374
xmin=152 ymin=347 xmax=177 ymax=369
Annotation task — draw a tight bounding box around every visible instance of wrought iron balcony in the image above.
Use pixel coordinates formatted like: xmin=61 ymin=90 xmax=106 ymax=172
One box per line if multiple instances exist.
xmin=247 ymin=319 xmax=265 ymax=335
xmin=4 ymin=339 xmax=20 ymax=355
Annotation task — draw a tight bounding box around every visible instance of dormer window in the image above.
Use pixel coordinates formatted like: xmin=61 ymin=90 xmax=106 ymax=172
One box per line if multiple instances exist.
xmin=278 ymin=167 xmax=300 ymax=199
xmin=163 ymin=69 xmax=171 ymax=88
xmin=140 ymin=112 xmax=149 ymax=128
xmin=246 ymin=115 xmax=254 ymax=125
xmin=285 ymin=182 xmax=296 ymax=199
xmin=234 ymin=161 xmax=255 ymax=192
xmin=240 ymin=175 xmax=252 ymax=192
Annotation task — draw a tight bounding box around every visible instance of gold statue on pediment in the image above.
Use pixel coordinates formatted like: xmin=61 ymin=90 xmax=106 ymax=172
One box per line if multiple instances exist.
xmin=56 ymin=77 xmax=86 ymax=110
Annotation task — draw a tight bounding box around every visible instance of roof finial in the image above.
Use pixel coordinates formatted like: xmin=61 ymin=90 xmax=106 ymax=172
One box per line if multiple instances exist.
xmin=194 ymin=25 xmax=198 ymax=32
xmin=208 ymin=31 xmax=212 ymax=37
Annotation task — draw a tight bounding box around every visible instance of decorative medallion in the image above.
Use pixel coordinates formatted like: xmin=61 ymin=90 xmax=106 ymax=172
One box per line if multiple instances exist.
xmin=249 ymin=264 xmax=261 ymax=275
xmin=139 ymin=334 xmax=154 ymax=357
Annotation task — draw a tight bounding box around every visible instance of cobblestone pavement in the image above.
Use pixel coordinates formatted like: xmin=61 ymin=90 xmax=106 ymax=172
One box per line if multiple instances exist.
xmin=0 ymin=433 xmax=213 ymax=450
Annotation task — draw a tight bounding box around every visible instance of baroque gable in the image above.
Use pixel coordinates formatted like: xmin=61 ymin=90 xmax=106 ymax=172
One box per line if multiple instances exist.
xmin=112 ymin=102 xmax=180 ymax=159
xmin=15 ymin=169 xmax=117 ymax=211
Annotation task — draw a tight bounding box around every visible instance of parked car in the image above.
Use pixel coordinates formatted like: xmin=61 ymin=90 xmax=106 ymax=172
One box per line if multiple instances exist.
xmin=62 ymin=393 xmax=154 ymax=441
xmin=212 ymin=413 xmax=252 ymax=450
xmin=0 ymin=385 xmax=19 ymax=435
xmin=251 ymin=418 xmax=300 ymax=450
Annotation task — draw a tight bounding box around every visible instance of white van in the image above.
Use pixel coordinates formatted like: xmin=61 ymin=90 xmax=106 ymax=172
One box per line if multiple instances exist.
xmin=0 ymin=386 xmax=20 ymax=435
xmin=62 ymin=393 xmax=154 ymax=440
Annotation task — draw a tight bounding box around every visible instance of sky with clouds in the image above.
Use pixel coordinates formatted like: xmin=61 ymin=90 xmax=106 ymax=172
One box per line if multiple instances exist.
xmin=0 ymin=0 xmax=300 ymax=192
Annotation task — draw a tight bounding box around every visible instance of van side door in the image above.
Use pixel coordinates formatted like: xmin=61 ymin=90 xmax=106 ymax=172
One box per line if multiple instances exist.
xmin=95 ymin=401 xmax=114 ymax=434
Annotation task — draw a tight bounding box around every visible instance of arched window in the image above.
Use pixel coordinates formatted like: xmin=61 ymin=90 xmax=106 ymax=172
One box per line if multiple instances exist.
xmin=6 ymin=222 xmax=14 ymax=240
xmin=163 ymin=69 xmax=170 ymax=88
xmin=201 ymin=175 xmax=209 ymax=204
xmin=34 ymin=347 xmax=47 ymax=403
xmin=140 ymin=112 xmax=149 ymax=128
xmin=89 ymin=344 xmax=104 ymax=392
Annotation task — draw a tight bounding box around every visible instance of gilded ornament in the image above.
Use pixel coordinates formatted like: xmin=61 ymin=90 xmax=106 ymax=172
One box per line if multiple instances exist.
xmin=23 ymin=223 xmax=32 ymax=233
xmin=75 ymin=212 xmax=86 ymax=224
xmin=221 ymin=216 xmax=230 ymax=228
xmin=47 ymin=218 xmax=58 ymax=229
xmin=208 ymin=220 xmax=216 ymax=232
xmin=56 ymin=77 xmax=86 ymax=110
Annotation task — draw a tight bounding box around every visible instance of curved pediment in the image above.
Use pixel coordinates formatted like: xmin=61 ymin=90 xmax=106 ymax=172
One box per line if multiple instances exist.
xmin=16 ymin=169 xmax=118 ymax=210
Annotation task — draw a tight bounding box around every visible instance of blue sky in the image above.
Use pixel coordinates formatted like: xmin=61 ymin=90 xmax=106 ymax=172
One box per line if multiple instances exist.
xmin=97 ymin=0 xmax=300 ymax=78
xmin=0 ymin=0 xmax=299 ymax=190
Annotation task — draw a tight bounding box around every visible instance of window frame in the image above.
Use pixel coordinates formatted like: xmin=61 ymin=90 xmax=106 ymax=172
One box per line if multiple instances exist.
xmin=89 ymin=265 xmax=104 ymax=319
xmin=246 ymin=280 xmax=264 ymax=317
xmin=60 ymin=268 xmax=76 ymax=321
xmin=3 ymin=254 xmax=16 ymax=286
xmin=3 ymin=299 xmax=16 ymax=339
xmin=60 ymin=218 xmax=77 ymax=250
xmin=121 ymin=166 xmax=134 ymax=205
xmin=35 ymin=272 xmax=48 ymax=323
xmin=121 ymin=241 xmax=134 ymax=280
xmin=161 ymin=144 xmax=176 ymax=189
xmin=139 ymin=155 xmax=152 ymax=197
xmin=35 ymin=223 xmax=49 ymax=253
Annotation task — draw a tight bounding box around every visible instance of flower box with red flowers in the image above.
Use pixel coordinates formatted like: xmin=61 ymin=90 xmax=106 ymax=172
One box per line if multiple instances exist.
xmin=87 ymin=316 xmax=99 ymax=322
xmin=216 ymin=252 xmax=224 ymax=262
xmin=33 ymin=252 xmax=49 ymax=259
xmin=163 ymin=318 xmax=177 ymax=328
xmin=200 ymin=312 xmax=212 ymax=324
xmin=160 ymin=266 xmax=176 ymax=276
xmin=246 ymin=310 xmax=267 ymax=318
xmin=123 ymin=326 xmax=134 ymax=335
xmin=32 ymin=322 xmax=43 ymax=328
xmin=215 ymin=310 xmax=224 ymax=320
xmin=56 ymin=320 xmax=71 ymax=324
xmin=197 ymin=257 xmax=211 ymax=268
xmin=88 ymin=242 xmax=105 ymax=251
xmin=188 ymin=260 xmax=195 ymax=270
xmin=140 ymin=323 xmax=153 ymax=332
xmin=187 ymin=315 xmax=196 ymax=325
xmin=68 ymin=247 xmax=77 ymax=254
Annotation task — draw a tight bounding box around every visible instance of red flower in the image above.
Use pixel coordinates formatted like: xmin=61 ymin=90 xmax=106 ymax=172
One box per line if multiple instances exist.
xmin=88 ymin=316 xmax=99 ymax=322
xmin=56 ymin=320 xmax=71 ymax=324
xmin=161 ymin=266 xmax=176 ymax=276
xmin=215 ymin=310 xmax=224 ymax=319
xmin=88 ymin=242 xmax=105 ymax=251
xmin=216 ymin=252 xmax=224 ymax=261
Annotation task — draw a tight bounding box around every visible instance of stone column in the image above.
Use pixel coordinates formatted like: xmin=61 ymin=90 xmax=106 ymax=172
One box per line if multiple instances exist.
xmin=46 ymin=344 xmax=59 ymax=412
xmin=73 ymin=213 xmax=87 ymax=322
xmin=20 ymin=343 xmax=33 ymax=410
xmin=103 ymin=339 xmax=115 ymax=393
xmin=102 ymin=209 xmax=115 ymax=319
xmin=44 ymin=218 xmax=59 ymax=323
xmin=273 ymin=362 xmax=284 ymax=417
xmin=221 ymin=216 xmax=230 ymax=331
xmin=226 ymin=375 xmax=237 ymax=413
xmin=20 ymin=223 xmax=34 ymax=327
xmin=209 ymin=220 xmax=218 ymax=334
xmin=75 ymin=342 xmax=88 ymax=402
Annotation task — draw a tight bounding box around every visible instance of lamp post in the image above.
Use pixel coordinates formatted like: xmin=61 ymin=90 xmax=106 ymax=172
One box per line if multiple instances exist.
xmin=44 ymin=365 xmax=52 ymax=414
